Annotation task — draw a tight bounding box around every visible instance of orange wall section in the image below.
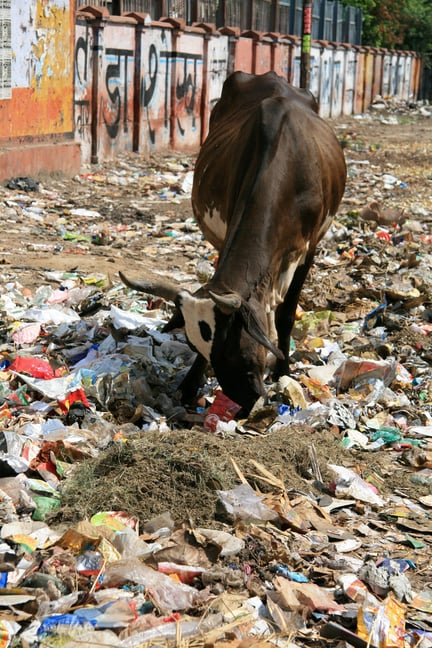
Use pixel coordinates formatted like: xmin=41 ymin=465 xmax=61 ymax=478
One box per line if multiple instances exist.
xmin=0 ymin=0 xmax=75 ymax=141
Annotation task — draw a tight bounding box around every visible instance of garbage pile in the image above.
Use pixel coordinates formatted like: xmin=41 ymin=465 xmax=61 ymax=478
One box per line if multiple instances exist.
xmin=0 ymin=111 xmax=432 ymax=647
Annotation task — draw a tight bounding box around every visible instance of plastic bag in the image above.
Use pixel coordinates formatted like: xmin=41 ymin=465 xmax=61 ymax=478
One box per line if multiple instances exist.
xmin=328 ymin=464 xmax=386 ymax=506
xmin=357 ymin=594 xmax=405 ymax=648
xmin=216 ymin=482 xmax=278 ymax=522
xmin=204 ymin=391 xmax=242 ymax=433
xmin=104 ymin=559 xmax=207 ymax=612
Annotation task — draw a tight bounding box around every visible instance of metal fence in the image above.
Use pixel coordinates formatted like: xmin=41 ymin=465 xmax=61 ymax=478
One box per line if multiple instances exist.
xmin=76 ymin=0 xmax=362 ymax=45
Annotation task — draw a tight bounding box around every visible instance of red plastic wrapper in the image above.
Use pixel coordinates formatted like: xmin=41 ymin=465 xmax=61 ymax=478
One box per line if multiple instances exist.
xmin=376 ymin=230 xmax=392 ymax=242
xmin=204 ymin=391 xmax=242 ymax=433
xmin=58 ymin=388 xmax=91 ymax=414
xmin=9 ymin=355 xmax=64 ymax=380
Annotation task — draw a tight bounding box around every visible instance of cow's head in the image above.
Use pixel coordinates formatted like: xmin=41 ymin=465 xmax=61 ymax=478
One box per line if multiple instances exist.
xmin=119 ymin=272 xmax=283 ymax=413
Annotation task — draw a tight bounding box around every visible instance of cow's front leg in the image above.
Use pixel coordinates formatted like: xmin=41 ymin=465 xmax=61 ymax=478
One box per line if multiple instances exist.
xmin=274 ymin=253 xmax=315 ymax=378
xmin=162 ymin=307 xmax=184 ymax=332
xmin=179 ymin=353 xmax=208 ymax=404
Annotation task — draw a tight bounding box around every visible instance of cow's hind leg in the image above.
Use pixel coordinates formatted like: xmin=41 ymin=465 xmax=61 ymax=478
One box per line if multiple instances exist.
xmin=274 ymin=253 xmax=315 ymax=378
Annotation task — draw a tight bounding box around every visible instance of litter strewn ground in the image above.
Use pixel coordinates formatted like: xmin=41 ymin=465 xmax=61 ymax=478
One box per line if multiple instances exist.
xmin=0 ymin=103 xmax=432 ymax=647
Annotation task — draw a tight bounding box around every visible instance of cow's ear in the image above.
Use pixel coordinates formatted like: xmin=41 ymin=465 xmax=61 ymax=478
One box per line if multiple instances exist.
xmin=209 ymin=290 xmax=242 ymax=314
xmin=239 ymin=303 xmax=285 ymax=360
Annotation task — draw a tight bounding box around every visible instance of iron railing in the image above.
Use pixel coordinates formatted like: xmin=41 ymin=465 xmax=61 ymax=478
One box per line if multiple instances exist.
xmin=76 ymin=0 xmax=363 ymax=45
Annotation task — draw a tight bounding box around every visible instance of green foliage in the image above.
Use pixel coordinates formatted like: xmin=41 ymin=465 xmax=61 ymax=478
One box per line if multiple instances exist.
xmin=339 ymin=0 xmax=432 ymax=52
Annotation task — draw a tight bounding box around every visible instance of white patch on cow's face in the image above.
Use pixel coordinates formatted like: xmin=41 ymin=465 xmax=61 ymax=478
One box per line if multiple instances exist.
xmin=202 ymin=208 xmax=227 ymax=242
xmin=178 ymin=292 xmax=216 ymax=361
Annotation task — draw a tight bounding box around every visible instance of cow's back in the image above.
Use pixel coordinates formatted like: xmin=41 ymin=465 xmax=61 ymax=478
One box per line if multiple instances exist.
xmin=209 ymin=70 xmax=318 ymax=125
xmin=192 ymin=71 xmax=345 ymax=253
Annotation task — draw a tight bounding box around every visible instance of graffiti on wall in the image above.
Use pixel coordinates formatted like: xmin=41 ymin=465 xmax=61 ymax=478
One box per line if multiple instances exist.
xmin=207 ymin=38 xmax=229 ymax=112
xmin=331 ymin=59 xmax=343 ymax=116
xmin=141 ymin=42 xmax=158 ymax=143
xmin=141 ymin=31 xmax=203 ymax=149
xmin=174 ymin=52 xmax=201 ymax=134
xmin=343 ymin=54 xmax=356 ymax=113
xmin=74 ymin=25 xmax=207 ymax=156
xmin=72 ymin=18 xmax=420 ymax=165
xmin=319 ymin=54 xmax=332 ymax=116
xmin=74 ymin=24 xmax=92 ymax=160
xmin=103 ymin=47 xmax=134 ymax=139
xmin=310 ymin=51 xmax=320 ymax=100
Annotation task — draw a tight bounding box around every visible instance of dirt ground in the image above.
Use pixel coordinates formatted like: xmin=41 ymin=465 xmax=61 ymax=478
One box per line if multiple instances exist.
xmin=0 ymin=104 xmax=432 ymax=648
xmin=6 ymin=107 xmax=431 ymax=285
xmin=2 ymin=103 xmax=432 ymax=646
xmin=2 ymin=107 xmax=432 ymax=531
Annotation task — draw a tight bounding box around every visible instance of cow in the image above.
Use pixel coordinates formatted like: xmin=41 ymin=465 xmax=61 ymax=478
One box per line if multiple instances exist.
xmin=120 ymin=71 xmax=346 ymax=415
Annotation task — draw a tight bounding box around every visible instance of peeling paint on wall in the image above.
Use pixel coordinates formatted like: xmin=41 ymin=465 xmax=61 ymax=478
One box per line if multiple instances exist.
xmin=73 ymin=16 xmax=420 ymax=165
xmin=0 ymin=0 xmax=11 ymax=99
xmin=1 ymin=0 xmax=74 ymax=139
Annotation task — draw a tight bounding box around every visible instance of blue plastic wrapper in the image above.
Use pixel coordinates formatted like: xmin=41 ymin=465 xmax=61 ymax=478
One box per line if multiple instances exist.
xmin=377 ymin=557 xmax=415 ymax=573
xmin=0 ymin=358 xmax=10 ymax=370
xmin=277 ymin=404 xmax=301 ymax=416
xmin=272 ymin=565 xmax=309 ymax=582
xmin=38 ymin=614 xmax=96 ymax=637
xmin=72 ymin=601 xmax=131 ymax=628
xmin=362 ymin=301 xmax=388 ymax=331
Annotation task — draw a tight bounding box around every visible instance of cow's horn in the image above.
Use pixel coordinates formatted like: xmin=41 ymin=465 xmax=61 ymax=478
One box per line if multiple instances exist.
xmin=208 ymin=290 xmax=242 ymax=312
xmin=119 ymin=271 xmax=180 ymax=302
xmin=239 ymin=303 xmax=285 ymax=361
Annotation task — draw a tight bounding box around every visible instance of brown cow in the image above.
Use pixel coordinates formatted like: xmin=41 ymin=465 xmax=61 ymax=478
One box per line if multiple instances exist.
xmin=120 ymin=71 xmax=346 ymax=414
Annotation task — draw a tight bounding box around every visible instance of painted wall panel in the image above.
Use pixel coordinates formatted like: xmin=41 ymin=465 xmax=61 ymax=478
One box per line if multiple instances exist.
xmin=97 ymin=23 xmax=136 ymax=160
xmin=0 ymin=2 xmax=422 ymax=179
xmin=398 ymin=54 xmax=411 ymax=100
xmin=198 ymin=34 xmax=229 ymax=142
xmin=0 ymin=0 xmax=12 ymax=100
xmin=363 ymin=49 xmax=374 ymax=108
xmin=168 ymin=31 xmax=204 ymax=150
xmin=253 ymin=40 xmax=272 ymax=74
xmin=331 ymin=47 xmax=344 ymax=117
xmin=318 ymin=45 xmax=333 ymax=118
xmin=309 ymin=43 xmax=321 ymax=101
xmin=272 ymin=41 xmax=291 ymax=80
xmin=404 ymin=55 xmax=413 ymax=100
xmin=206 ymin=35 xmax=229 ymax=113
xmin=372 ymin=51 xmax=383 ymax=100
xmin=69 ymin=18 xmax=422 ymax=166
xmin=342 ymin=49 xmax=356 ymax=115
xmin=232 ymin=37 xmax=254 ymax=73
xmin=394 ymin=54 xmax=405 ymax=99
xmin=139 ymin=27 xmax=173 ymax=153
xmin=354 ymin=49 xmax=366 ymax=113
xmin=291 ymin=42 xmax=301 ymax=87
xmin=75 ymin=21 xmax=94 ymax=164
xmin=0 ymin=0 xmax=74 ymax=139
xmin=390 ymin=53 xmax=400 ymax=96
xmin=382 ymin=52 xmax=392 ymax=97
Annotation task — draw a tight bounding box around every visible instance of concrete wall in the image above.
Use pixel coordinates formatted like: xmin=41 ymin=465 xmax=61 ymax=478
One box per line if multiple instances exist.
xmin=0 ymin=0 xmax=81 ymax=178
xmin=73 ymin=11 xmax=422 ymax=167
xmin=0 ymin=2 xmax=422 ymax=179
